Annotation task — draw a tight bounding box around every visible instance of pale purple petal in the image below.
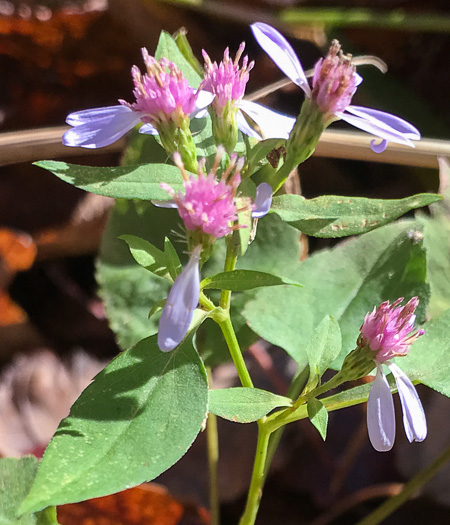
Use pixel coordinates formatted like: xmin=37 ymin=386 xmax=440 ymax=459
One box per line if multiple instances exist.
xmin=194 ymin=90 xmax=215 ymax=112
xmin=251 ymin=23 xmax=311 ymax=97
xmin=346 ymin=106 xmax=421 ymax=139
xmin=158 ymin=247 xmax=201 ymax=352
xmin=151 ymin=199 xmax=178 ymax=209
xmin=252 ymin=183 xmax=273 ymax=218
xmin=238 ymin=100 xmax=296 ymax=140
xmin=389 ymin=363 xmax=427 ymax=443
xmin=337 ymin=111 xmax=416 ymax=150
xmin=139 ymin=123 xmax=159 ymax=135
xmin=63 ymin=106 xmax=142 ymax=148
xmin=371 ymin=139 xmax=388 ymax=153
xmin=65 ymin=105 xmax=131 ymax=125
xmin=367 ymin=364 xmax=396 ymax=452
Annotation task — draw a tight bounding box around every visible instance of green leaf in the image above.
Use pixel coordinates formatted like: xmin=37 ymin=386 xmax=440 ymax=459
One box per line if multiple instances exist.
xmin=155 ymin=31 xmax=202 ymax=88
xmin=307 ymin=398 xmax=328 ymax=440
xmin=34 ymin=161 xmax=183 ymax=201
xmin=120 ymin=234 xmax=171 ymax=280
xmin=0 ymin=457 xmax=58 ymax=525
xmin=271 ymin=193 xmax=442 ymax=238
xmin=304 ymin=316 xmax=341 ymax=393
xmin=401 ymin=308 xmax=450 ymax=397
xmin=209 ymin=387 xmax=292 ymax=423
xmin=164 ymin=237 xmax=182 ymax=280
xmin=201 ymin=269 xmax=302 ymax=291
xmin=243 ymin=221 xmax=429 ymax=368
xmin=20 ymin=335 xmax=208 ymax=513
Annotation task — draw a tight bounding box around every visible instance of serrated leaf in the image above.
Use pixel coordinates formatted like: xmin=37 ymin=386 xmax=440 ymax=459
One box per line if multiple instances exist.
xmin=304 ymin=316 xmax=341 ymax=393
xmin=209 ymin=387 xmax=292 ymax=423
xmin=243 ymin=221 xmax=429 ymax=368
xmin=20 ymin=335 xmax=208 ymax=513
xmin=34 ymin=161 xmax=183 ymax=200
xmin=201 ymin=269 xmax=301 ymax=291
xmin=271 ymin=193 xmax=442 ymax=238
xmin=307 ymin=398 xmax=328 ymax=440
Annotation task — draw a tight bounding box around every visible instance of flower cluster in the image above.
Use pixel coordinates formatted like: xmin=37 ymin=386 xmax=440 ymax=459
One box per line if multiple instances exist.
xmin=158 ymin=150 xmax=273 ymax=352
xmin=250 ymin=22 xmax=421 ymax=152
xmin=359 ymin=298 xmax=427 ymax=452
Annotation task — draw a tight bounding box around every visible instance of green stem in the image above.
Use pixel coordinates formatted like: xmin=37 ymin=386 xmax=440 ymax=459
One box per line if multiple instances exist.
xmin=238 ymin=421 xmax=271 ymax=525
xmin=356 ymin=443 xmax=450 ymax=525
xmin=218 ymin=316 xmax=253 ymax=388
xmin=206 ymin=367 xmax=220 ymax=525
xmin=219 ymin=238 xmax=238 ymax=311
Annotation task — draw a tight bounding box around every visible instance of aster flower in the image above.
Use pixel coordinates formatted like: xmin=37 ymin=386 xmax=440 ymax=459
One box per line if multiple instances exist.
xmin=201 ymin=43 xmax=296 ymax=145
xmin=359 ymin=297 xmax=427 ymax=452
xmin=157 ymin=150 xmax=273 ymax=352
xmin=251 ymin=22 xmax=420 ymax=153
xmin=63 ymin=48 xmax=213 ymax=151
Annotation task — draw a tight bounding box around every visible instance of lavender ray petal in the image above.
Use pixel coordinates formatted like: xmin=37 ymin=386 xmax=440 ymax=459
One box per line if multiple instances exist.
xmin=151 ymin=199 xmax=178 ymax=209
xmin=250 ymin=23 xmax=311 ymax=97
xmin=367 ymin=365 xmax=396 ymax=452
xmin=238 ymin=100 xmax=295 ymax=140
xmin=63 ymin=109 xmax=141 ymax=148
xmin=371 ymin=139 xmax=388 ymax=153
xmin=65 ymin=105 xmax=133 ymax=125
xmin=194 ymin=90 xmax=215 ymax=112
xmin=139 ymin=123 xmax=159 ymax=135
xmin=236 ymin=109 xmax=263 ymax=140
xmin=157 ymin=247 xmax=201 ymax=352
xmin=337 ymin=111 xmax=416 ymax=150
xmin=346 ymin=106 xmax=421 ymax=139
xmin=389 ymin=363 xmax=427 ymax=443
xmin=252 ymin=183 xmax=273 ymax=218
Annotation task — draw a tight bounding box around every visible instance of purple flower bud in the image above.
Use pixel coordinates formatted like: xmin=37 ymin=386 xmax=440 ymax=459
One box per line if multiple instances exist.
xmin=158 ymin=246 xmax=202 ymax=352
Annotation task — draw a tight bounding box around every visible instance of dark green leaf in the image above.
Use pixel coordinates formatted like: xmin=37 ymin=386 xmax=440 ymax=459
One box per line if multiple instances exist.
xmin=209 ymin=387 xmax=292 ymax=423
xmin=34 ymin=161 xmax=183 ymax=200
xmin=20 ymin=335 xmax=208 ymax=512
xmin=271 ymin=193 xmax=442 ymax=238
xmin=243 ymin=221 xmax=429 ymax=368
xmin=201 ymin=269 xmax=301 ymax=291
xmin=307 ymin=398 xmax=328 ymax=440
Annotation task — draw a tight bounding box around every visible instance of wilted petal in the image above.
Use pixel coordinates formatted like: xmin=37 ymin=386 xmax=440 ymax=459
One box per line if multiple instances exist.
xmin=157 ymin=247 xmax=201 ymax=352
xmin=389 ymin=363 xmax=427 ymax=443
xmin=238 ymin=99 xmax=295 ymax=140
xmin=253 ymin=183 xmax=273 ymax=218
xmin=63 ymin=106 xmax=141 ymax=148
xmin=337 ymin=111 xmax=416 ymax=151
xmin=367 ymin=364 xmax=396 ymax=452
xmin=347 ymin=106 xmax=421 ymax=140
xmin=251 ymin=23 xmax=311 ymax=97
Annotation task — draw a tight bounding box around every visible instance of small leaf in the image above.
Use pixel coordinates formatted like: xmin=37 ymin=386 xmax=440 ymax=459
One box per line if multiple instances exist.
xmin=120 ymin=235 xmax=171 ymax=279
xmin=271 ymin=193 xmax=442 ymax=238
xmin=209 ymin=387 xmax=292 ymax=423
xmin=236 ymin=197 xmax=253 ymax=256
xmin=201 ymin=269 xmax=302 ymax=291
xmin=304 ymin=316 xmax=342 ymax=390
xmin=34 ymin=161 xmax=183 ymax=201
xmin=307 ymin=398 xmax=328 ymax=440
xmin=20 ymin=335 xmax=208 ymax=513
xmin=164 ymin=237 xmax=182 ymax=280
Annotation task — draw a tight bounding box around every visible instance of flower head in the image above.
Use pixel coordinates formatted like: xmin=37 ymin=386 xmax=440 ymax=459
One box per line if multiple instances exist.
xmin=203 ymin=43 xmax=254 ymax=112
xmin=121 ymin=50 xmax=198 ymax=128
xmin=250 ymin=22 xmax=420 ymax=152
xmin=311 ymin=40 xmax=360 ymax=116
xmin=359 ymin=297 xmax=425 ymax=363
xmin=162 ymin=148 xmax=243 ymax=239
xmin=63 ymin=49 xmax=213 ymax=149
xmin=360 ymin=297 xmax=427 ymax=452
